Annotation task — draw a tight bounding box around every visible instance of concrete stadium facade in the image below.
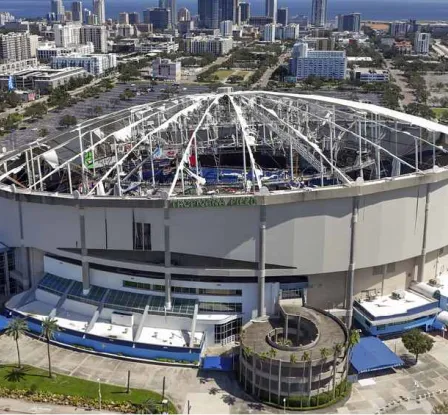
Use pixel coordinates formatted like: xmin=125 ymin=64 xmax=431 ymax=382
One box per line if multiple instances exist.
xmin=1 ymin=91 xmax=448 ymax=353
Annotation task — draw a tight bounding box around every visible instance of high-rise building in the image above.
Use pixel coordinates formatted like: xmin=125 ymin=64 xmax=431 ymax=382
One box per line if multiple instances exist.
xmin=146 ymin=8 xmax=171 ymax=30
xmin=80 ymin=25 xmax=108 ymax=52
xmin=219 ymin=0 xmax=238 ymax=24
xmin=414 ymin=32 xmax=431 ymax=54
xmin=119 ymin=12 xmax=129 ymax=24
xmin=51 ymin=0 xmax=65 ymax=20
xmin=263 ymin=23 xmax=276 ymax=42
xmin=337 ymin=13 xmax=361 ymax=32
xmin=239 ymin=2 xmax=250 ymax=23
xmin=93 ymin=0 xmax=106 ymax=24
xmin=178 ymin=7 xmax=191 ymax=22
xmin=289 ymin=41 xmax=346 ymax=80
xmin=54 ymin=23 xmax=81 ymax=47
xmin=198 ymin=0 xmax=219 ymax=29
xmin=152 ymin=57 xmax=181 ymax=81
xmin=284 ymin=23 xmax=300 ymax=40
xmin=0 ymin=32 xmax=34 ymax=62
xmin=220 ymin=20 xmax=233 ymax=37
xmin=65 ymin=11 xmax=73 ymax=21
xmin=72 ymin=2 xmax=83 ymax=22
xmin=390 ymin=21 xmax=409 ymax=38
xmin=159 ymin=0 xmax=177 ymax=26
xmin=128 ymin=12 xmax=140 ymax=24
xmin=83 ymin=8 xmax=92 ymax=24
xmin=277 ymin=7 xmax=288 ymax=26
xmin=311 ymin=0 xmax=327 ymax=27
xmin=265 ymin=0 xmax=277 ymax=23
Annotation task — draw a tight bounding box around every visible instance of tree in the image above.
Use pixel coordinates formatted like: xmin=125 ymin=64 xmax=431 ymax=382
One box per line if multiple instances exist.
xmin=5 ymin=92 xmax=22 ymax=108
xmin=433 ymin=401 xmax=448 ymax=414
xmin=41 ymin=317 xmax=58 ymax=377
xmin=24 ymin=103 xmax=48 ymax=119
xmin=59 ymin=115 xmax=77 ymax=128
xmin=119 ymin=89 xmax=136 ymax=100
xmin=93 ymin=106 xmax=103 ymax=116
xmin=38 ymin=128 xmax=49 ymax=138
xmin=332 ymin=343 xmax=343 ymax=398
xmin=319 ymin=347 xmax=331 ymax=394
xmin=5 ymin=318 xmax=28 ymax=368
xmin=402 ymin=329 xmax=434 ymax=363
xmin=301 ymin=351 xmax=311 ymax=407
xmin=346 ymin=329 xmax=361 ymax=377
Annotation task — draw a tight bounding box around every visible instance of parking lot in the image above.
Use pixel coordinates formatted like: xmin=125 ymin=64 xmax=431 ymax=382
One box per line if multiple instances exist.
xmin=1 ymin=82 xmax=210 ymax=152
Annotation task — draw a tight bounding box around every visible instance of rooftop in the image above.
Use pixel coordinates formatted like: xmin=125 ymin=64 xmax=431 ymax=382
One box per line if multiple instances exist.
xmin=356 ymin=290 xmax=436 ymax=318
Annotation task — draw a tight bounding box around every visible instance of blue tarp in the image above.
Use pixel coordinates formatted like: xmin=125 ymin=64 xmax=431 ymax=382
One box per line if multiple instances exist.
xmin=202 ymin=356 xmax=234 ymax=371
xmin=351 ymin=336 xmax=404 ymax=374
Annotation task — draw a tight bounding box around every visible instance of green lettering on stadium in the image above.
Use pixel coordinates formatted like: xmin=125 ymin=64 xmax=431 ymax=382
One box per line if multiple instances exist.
xmin=170 ymin=197 xmax=257 ymax=209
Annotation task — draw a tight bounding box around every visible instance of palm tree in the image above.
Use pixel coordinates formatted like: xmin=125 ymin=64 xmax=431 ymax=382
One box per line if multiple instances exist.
xmin=319 ymin=347 xmax=331 ymax=399
xmin=332 ymin=343 xmax=344 ymax=398
xmin=268 ymin=348 xmax=277 ymax=403
xmin=41 ymin=317 xmax=58 ymax=378
xmin=289 ymin=353 xmax=297 ymax=403
xmin=301 ymin=351 xmax=311 ymax=407
xmin=346 ymin=329 xmax=361 ymax=377
xmin=300 ymin=352 xmax=310 ymax=408
xmin=5 ymin=318 xmax=28 ymax=368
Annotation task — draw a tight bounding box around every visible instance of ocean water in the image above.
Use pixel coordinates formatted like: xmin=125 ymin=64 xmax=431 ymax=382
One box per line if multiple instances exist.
xmin=2 ymin=0 xmax=448 ymax=21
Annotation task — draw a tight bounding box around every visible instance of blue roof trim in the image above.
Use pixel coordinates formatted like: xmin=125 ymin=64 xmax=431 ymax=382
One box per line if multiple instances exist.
xmin=351 ymin=336 xmax=404 ymax=374
xmin=202 ymin=356 xmax=234 ymax=371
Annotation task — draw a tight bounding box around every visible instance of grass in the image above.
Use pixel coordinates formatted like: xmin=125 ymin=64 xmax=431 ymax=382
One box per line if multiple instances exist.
xmin=432 ymin=107 xmax=448 ymax=119
xmin=0 ymin=364 xmax=176 ymax=412
xmin=213 ymin=70 xmax=234 ymax=80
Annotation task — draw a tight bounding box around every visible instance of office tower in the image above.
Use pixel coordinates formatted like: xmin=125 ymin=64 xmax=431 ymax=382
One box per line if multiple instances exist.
xmin=284 ymin=23 xmax=300 ymax=40
xmin=119 ymin=12 xmax=129 ymax=24
xmin=0 ymin=32 xmax=33 ymax=62
xmin=311 ymin=0 xmax=327 ymax=27
xmin=220 ymin=20 xmax=233 ymax=37
xmin=337 ymin=13 xmax=361 ymax=32
xmin=146 ymin=8 xmax=171 ymax=30
xmin=265 ymin=0 xmax=277 ymax=23
xmin=219 ymin=0 xmax=238 ymax=23
xmin=51 ymin=0 xmax=65 ymax=20
xmin=414 ymin=32 xmax=431 ymax=54
xmin=83 ymin=8 xmax=91 ymax=24
xmin=239 ymin=2 xmax=250 ymax=23
xmin=80 ymin=25 xmax=108 ymax=52
xmin=263 ymin=23 xmax=276 ymax=42
xmin=390 ymin=21 xmax=409 ymax=38
xmin=128 ymin=12 xmax=140 ymax=24
xmin=72 ymin=2 xmax=83 ymax=22
xmin=65 ymin=11 xmax=73 ymax=21
xmin=93 ymin=0 xmax=106 ymax=24
xmin=277 ymin=7 xmax=288 ymax=26
xmin=198 ymin=0 xmax=219 ymax=29
xmin=178 ymin=7 xmax=191 ymax=22
xmin=159 ymin=0 xmax=177 ymax=26
xmin=289 ymin=41 xmax=346 ymax=80
xmin=0 ymin=12 xmax=15 ymax=26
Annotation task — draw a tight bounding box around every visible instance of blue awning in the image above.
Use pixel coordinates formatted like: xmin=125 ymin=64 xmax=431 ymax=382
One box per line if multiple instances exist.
xmin=202 ymin=356 xmax=234 ymax=371
xmin=0 ymin=315 xmax=10 ymax=331
xmin=351 ymin=336 xmax=404 ymax=374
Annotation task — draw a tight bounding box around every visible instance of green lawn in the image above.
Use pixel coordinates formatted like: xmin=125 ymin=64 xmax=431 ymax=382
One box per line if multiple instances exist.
xmin=432 ymin=107 xmax=448 ymax=119
xmin=213 ymin=70 xmax=234 ymax=80
xmin=0 ymin=365 xmax=176 ymax=412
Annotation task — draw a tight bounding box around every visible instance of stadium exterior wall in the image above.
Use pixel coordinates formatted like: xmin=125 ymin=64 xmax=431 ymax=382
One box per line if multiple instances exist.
xmin=2 ymin=168 xmax=448 ymax=313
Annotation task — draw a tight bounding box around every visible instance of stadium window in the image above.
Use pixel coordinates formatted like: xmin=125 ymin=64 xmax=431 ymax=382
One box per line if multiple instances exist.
xmin=387 ymin=263 xmax=395 ymax=273
xmin=372 ymin=266 xmax=383 ymax=276
xmin=133 ymin=222 xmax=151 ymax=250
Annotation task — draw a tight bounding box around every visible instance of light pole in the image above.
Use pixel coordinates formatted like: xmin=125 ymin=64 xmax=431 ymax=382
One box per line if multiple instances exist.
xmin=414 ymin=380 xmax=420 ymax=400
xmin=283 ymin=397 xmax=286 ymax=413
xmin=97 ymin=378 xmax=102 ymax=411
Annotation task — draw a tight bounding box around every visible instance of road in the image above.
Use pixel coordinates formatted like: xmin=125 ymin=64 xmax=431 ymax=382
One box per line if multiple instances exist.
xmin=253 ymin=52 xmax=291 ymax=89
xmin=384 ymin=59 xmax=414 ymax=109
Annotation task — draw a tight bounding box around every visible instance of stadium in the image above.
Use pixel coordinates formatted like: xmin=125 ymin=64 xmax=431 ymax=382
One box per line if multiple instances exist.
xmin=1 ymin=89 xmax=448 ymax=368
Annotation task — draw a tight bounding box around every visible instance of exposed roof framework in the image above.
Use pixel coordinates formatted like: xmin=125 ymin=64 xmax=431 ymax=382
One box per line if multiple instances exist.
xmin=1 ymin=91 xmax=448 ymax=199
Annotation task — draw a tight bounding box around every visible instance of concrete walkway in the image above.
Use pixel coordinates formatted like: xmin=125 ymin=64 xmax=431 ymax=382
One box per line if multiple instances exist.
xmin=0 ymin=335 xmax=263 ymax=414
xmin=0 ymin=397 xmax=103 ymax=414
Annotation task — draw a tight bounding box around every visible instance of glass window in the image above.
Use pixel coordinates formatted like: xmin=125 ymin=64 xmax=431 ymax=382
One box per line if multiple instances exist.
xmin=134 ymin=222 xmax=143 ymax=250
xmin=198 ymin=288 xmax=242 ymax=296
xmin=144 ymin=223 xmax=151 ymax=250
xmin=214 ymin=317 xmax=242 ymax=344
xmin=199 ymin=302 xmax=242 ymax=313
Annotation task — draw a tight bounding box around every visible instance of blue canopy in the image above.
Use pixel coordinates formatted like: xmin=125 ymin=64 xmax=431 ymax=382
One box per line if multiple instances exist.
xmin=0 ymin=315 xmax=10 ymax=331
xmin=351 ymin=336 xmax=404 ymax=374
xmin=202 ymin=356 xmax=234 ymax=371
